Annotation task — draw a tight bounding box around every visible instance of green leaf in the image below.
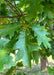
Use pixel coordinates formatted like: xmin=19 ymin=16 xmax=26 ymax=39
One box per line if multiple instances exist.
xmin=0 ymin=50 xmax=15 ymax=72
xmin=33 ymin=51 xmax=40 ymax=64
xmin=5 ymin=32 xmax=19 ymax=51
xmin=0 ymin=0 xmax=4 ymax=4
xmin=0 ymin=23 xmax=20 ymax=38
xmin=28 ymin=43 xmax=41 ymax=52
xmin=47 ymin=67 xmax=52 ymax=73
xmin=21 ymin=0 xmax=43 ymax=19
xmin=13 ymin=30 xmax=31 ymax=67
xmin=47 ymin=67 xmax=54 ymax=75
xmin=32 ymin=24 xmax=51 ymax=48
xmin=0 ymin=38 xmax=10 ymax=49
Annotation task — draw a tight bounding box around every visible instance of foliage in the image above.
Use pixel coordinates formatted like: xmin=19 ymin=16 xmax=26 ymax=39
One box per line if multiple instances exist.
xmin=0 ymin=49 xmax=15 ymax=72
xmin=4 ymin=61 xmax=26 ymax=75
xmin=0 ymin=0 xmax=54 ymax=72
xmin=47 ymin=67 xmax=54 ymax=75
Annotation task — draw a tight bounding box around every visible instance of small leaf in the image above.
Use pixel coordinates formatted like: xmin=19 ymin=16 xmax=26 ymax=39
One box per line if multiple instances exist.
xmin=0 ymin=50 xmax=15 ymax=72
xmin=0 ymin=23 xmax=20 ymax=38
xmin=33 ymin=51 xmax=40 ymax=64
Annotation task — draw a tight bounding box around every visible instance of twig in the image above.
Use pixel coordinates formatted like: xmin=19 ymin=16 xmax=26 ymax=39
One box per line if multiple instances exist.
xmin=0 ymin=13 xmax=27 ymax=18
xmin=7 ymin=2 xmax=18 ymax=15
xmin=13 ymin=0 xmax=22 ymax=14
xmin=5 ymin=0 xmax=21 ymax=15
xmin=13 ymin=0 xmax=16 ymax=7
xmin=0 ymin=16 xmax=21 ymax=18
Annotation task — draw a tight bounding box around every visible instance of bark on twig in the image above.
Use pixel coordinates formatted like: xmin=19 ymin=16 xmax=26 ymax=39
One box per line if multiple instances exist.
xmin=0 ymin=13 xmax=27 ymax=18
xmin=0 ymin=16 xmax=21 ymax=18
xmin=6 ymin=2 xmax=18 ymax=15
xmin=13 ymin=0 xmax=16 ymax=7
xmin=5 ymin=0 xmax=21 ymax=14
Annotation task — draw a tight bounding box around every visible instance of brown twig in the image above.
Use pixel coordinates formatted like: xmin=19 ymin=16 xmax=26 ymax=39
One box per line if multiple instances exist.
xmin=13 ymin=0 xmax=22 ymax=14
xmin=13 ymin=0 xmax=16 ymax=7
xmin=0 ymin=16 xmax=21 ymax=18
xmin=7 ymin=2 xmax=19 ymax=15
xmin=0 ymin=13 xmax=27 ymax=18
xmin=5 ymin=0 xmax=21 ymax=15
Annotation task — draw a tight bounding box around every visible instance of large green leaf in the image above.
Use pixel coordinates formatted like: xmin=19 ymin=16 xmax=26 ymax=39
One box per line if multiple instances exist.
xmin=32 ymin=24 xmax=51 ymax=48
xmin=13 ymin=30 xmax=31 ymax=67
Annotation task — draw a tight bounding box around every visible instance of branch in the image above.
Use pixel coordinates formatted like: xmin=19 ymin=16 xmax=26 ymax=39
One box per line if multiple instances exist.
xmin=5 ymin=0 xmax=21 ymax=15
xmin=0 ymin=13 xmax=27 ymax=18
xmin=13 ymin=0 xmax=22 ymax=14
xmin=0 ymin=16 xmax=21 ymax=18
xmin=7 ymin=2 xmax=18 ymax=15
xmin=13 ymin=0 xmax=16 ymax=7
